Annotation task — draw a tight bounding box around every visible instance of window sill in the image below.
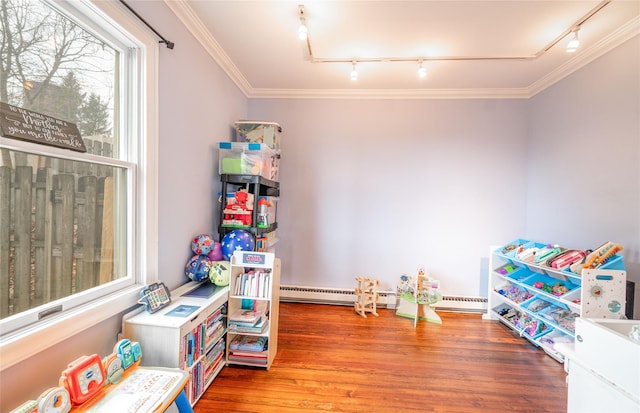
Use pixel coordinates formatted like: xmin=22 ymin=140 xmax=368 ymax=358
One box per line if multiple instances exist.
xmin=0 ymin=285 xmax=143 ymax=372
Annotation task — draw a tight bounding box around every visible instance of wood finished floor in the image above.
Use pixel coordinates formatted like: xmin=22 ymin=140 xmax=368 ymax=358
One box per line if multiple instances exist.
xmin=194 ymin=303 xmax=568 ymax=413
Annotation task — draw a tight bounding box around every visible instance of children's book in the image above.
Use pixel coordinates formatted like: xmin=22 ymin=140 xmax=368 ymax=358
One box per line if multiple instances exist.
xmin=165 ymin=304 xmax=200 ymax=318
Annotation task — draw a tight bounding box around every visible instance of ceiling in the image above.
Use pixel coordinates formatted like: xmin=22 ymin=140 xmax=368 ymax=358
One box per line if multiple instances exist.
xmin=164 ymin=1 xmax=640 ymax=99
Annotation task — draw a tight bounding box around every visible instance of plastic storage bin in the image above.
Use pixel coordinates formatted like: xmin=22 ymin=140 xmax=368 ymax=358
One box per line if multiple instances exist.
xmin=234 ymin=121 xmax=281 ymax=151
xmin=218 ymin=142 xmax=279 ymax=181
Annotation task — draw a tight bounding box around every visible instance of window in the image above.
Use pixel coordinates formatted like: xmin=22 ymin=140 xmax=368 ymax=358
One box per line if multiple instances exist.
xmin=0 ymin=0 xmax=158 ymax=370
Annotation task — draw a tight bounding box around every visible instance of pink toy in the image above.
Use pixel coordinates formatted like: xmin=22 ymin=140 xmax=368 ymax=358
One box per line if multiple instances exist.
xmin=207 ymin=241 xmax=224 ymax=261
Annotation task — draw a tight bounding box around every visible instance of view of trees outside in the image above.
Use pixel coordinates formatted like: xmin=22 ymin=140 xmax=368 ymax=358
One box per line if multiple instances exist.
xmin=1 ymin=0 xmax=127 ymax=320
xmin=1 ymin=0 xmax=117 ymax=154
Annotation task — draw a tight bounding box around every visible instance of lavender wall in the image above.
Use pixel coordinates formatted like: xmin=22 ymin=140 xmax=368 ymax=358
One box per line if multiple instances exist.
xmin=527 ymin=35 xmax=640 ymax=315
xmin=249 ymin=98 xmax=528 ymax=295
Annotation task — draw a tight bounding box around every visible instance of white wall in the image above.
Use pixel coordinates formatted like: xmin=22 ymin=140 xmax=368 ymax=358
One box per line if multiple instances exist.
xmin=249 ymin=99 xmax=529 ymax=296
xmin=0 ymin=1 xmax=248 ymax=410
xmin=527 ymin=35 xmax=640 ymax=315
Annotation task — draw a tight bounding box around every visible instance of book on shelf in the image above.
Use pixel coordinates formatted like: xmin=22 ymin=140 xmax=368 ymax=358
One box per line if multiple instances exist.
xmin=229 ymin=349 xmax=268 ymax=358
xmin=229 ymin=308 xmax=262 ymax=323
xmin=229 ymin=316 xmax=268 ymax=334
xmin=234 ymin=270 xmax=272 ymax=298
xmin=229 ymin=335 xmax=268 ymax=352
xmin=228 ymin=355 xmax=268 ymax=365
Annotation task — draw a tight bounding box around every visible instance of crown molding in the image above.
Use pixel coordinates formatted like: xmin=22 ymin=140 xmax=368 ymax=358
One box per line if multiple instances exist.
xmin=164 ymin=1 xmax=639 ymax=100
xmin=163 ymin=0 xmax=252 ymax=96
xmin=246 ymin=87 xmax=530 ymax=100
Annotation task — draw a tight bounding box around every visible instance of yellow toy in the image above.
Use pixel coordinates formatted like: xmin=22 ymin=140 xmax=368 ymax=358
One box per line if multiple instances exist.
xmin=354 ymin=276 xmax=379 ymax=318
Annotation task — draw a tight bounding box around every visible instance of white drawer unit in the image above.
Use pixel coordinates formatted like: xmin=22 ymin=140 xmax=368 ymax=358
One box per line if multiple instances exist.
xmin=558 ymin=318 xmax=640 ymax=413
xmin=123 ymin=283 xmax=229 ymax=406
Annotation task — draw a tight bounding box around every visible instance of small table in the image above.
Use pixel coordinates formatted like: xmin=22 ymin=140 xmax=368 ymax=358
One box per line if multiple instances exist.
xmin=71 ymin=367 xmax=193 ymax=413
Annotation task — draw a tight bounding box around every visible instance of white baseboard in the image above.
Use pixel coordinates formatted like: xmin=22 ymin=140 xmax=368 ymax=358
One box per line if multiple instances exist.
xmin=279 ymin=285 xmax=487 ymax=313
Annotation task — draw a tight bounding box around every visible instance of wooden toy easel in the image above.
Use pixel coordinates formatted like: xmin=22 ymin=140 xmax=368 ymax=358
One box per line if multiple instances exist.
xmin=396 ymin=266 xmax=442 ymax=327
xmin=354 ymin=276 xmax=379 ymax=318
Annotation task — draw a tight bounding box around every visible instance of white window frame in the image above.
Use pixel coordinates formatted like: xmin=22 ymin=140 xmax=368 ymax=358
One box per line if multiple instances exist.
xmin=0 ymin=0 xmax=158 ymax=372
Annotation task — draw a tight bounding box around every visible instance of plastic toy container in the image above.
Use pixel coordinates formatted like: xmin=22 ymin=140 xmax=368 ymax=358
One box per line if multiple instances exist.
xmin=234 ymin=121 xmax=281 ymax=151
xmin=521 ymin=273 xmax=579 ymax=298
xmin=495 ymin=238 xmax=530 ymax=257
xmin=218 ymin=142 xmax=279 ymax=181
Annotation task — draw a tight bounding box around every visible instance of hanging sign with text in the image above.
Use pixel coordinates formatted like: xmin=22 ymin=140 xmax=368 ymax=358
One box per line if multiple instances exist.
xmin=0 ymin=102 xmax=87 ymax=152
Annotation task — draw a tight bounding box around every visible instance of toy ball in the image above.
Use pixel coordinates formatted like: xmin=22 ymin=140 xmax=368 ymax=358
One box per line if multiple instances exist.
xmin=207 ymin=241 xmax=224 ymax=261
xmin=209 ymin=261 xmax=230 ymax=286
xmin=185 ymin=254 xmax=214 ymax=282
xmin=221 ymin=229 xmax=255 ymax=260
xmin=191 ymin=234 xmax=214 ymax=255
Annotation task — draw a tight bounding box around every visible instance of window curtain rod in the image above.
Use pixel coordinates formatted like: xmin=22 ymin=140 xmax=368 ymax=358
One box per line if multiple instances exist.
xmin=119 ymin=0 xmax=175 ymax=49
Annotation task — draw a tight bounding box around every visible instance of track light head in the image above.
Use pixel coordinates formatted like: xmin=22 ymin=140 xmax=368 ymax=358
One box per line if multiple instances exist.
xmin=566 ymin=28 xmax=580 ymax=53
xmin=298 ymin=5 xmax=308 ymax=40
xmin=350 ymin=61 xmax=358 ymax=81
xmin=418 ymin=60 xmax=427 ymax=78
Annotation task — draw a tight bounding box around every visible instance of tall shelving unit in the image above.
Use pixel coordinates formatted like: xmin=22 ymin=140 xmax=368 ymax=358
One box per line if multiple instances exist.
xmin=218 ymin=174 xmax=279 ymax=253
xmin=484 ymin=239 xmax=627 ymax=362
xmin=226 ymin=251 xmax=280 ymax=369
xmin=123 ymin=283 xmax=228 ymax=405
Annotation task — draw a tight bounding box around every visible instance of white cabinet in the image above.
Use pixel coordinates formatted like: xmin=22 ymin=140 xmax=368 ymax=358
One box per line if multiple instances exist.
xmin=485 ymin=239 xmax=627 ymax=361
xmin=123 ymin=283 xmax=228 ymax=405
xmin=226 ymin=251 xmax=280 ymax=370
xmin=558 ymin=318 xmax=640 ymax=413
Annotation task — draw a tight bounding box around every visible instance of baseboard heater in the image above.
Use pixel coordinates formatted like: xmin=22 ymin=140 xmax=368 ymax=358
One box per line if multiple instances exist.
xmin=279 ymin=285 xmax=487 ymax=313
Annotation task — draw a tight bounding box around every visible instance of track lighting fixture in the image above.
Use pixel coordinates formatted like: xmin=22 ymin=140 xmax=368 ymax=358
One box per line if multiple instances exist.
xmin=296 ymin=1 xmax=609 ymax=76
xmin=566 ymin=28 xmax=580 ymax=53
xmin=350 ymin=61 xmax=358 ymax=81
xmin=298 ymin=5 xmax=308 ymax=40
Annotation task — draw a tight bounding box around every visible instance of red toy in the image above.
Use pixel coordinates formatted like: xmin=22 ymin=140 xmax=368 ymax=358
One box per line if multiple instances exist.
xmin=223 ymin=190 xmax=252 ymax=227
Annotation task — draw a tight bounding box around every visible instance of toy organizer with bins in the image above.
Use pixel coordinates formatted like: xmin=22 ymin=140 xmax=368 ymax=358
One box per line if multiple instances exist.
xmin=484 ymin=239 xmax=627 ymax=362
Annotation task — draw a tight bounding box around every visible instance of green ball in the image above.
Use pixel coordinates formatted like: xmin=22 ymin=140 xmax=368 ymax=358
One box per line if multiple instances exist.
xmin=209 ymin=261 xmax=230 ymax=286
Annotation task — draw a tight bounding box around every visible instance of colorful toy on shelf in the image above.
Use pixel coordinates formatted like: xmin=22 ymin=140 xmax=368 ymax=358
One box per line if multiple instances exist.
xmin=534 ymin=245 xmax=562 ymax=264
xmin=579 ymin=241 xmax=623 ymax=271
xmin=354 ymin=276 xmax=379 ymax=318
xmin=221 ymin=229 xmax=255 ymax=260
xmin=207 ymin=240 xmax=224 ymax=261
xmin=59 ymin=354 xmax=106 ymax=405
xmin=185 ymin=234 xmax=220 ymax=282
xmin=185 ymin=254 xmax=215 ymax=282
xmin=209 ymin=260 xmax=231 ymax=286
xmin=546 ymin=249 xmax=586 ymax=269
xmin=222 ymin=189 xmax=253 ymax=227
xmin=396 ymin=265 xmax=443 ymax=327
xmin=257 ymin=197 xmax=272 ymax=228
xmin=191 ymin=234 xmax=215 ymax=255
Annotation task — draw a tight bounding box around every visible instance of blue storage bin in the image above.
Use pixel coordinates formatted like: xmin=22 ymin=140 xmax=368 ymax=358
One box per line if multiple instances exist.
xmin=507 ymin=267 xmax=534 ymax=282
xmin=521 ymin=273 xmax=579 ymax=298
xmin=523 ymin=297 xmax=553 ymax=313
xmin=497 ymin=239 xmax=530 ymax=257
xmin=495 ymin=282 xmax=534 ymax=304
xmin=515 ymin=314 xmax=550 ymax=339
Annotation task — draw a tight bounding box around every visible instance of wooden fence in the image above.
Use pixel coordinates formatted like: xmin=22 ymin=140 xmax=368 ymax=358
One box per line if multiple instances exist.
xmin=0 ymin=139 xmax=115 ymax=318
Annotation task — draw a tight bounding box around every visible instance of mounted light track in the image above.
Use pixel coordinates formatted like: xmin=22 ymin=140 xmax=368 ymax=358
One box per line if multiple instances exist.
xmin=296 ymin=1 xmax=610 ymax=75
